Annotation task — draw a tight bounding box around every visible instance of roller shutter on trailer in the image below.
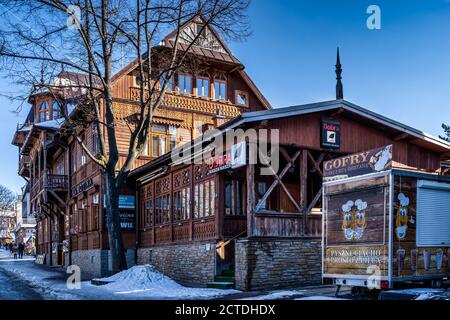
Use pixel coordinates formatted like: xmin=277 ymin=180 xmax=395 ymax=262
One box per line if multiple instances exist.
xmin=417 ymin=180 xmax=450 ymax=246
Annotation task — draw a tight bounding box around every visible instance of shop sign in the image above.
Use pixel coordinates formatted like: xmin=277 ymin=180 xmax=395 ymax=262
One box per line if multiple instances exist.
xmin=324 ymin=145 xmax=393 ymax=181
xmin=119 ymin=211 xmax=135 ymax=230
xmin=321 ymin=118 xmax=341 ymax=149
xmin=103 ymin=195 xmax=135 ymax=209
xmin=72 ymin=178 xmax=94 ymax=196
xmin=207 ymin=141 xmax=247 ymax=174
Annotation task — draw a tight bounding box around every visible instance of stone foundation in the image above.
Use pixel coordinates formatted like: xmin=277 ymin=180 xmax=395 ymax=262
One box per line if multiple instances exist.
xmin=70 ymin=249 xmax=136 ymax=279
xmin=137 ymin=242 xmax=216 ymax=286
xmin=235 ymin=238 xmax=322 ymax=291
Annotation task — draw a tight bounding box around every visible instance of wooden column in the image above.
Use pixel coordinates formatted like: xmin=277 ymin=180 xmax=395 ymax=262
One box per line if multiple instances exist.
xmin=246 ymin=163 xmax=255 ymax=238
xmin=300 ymin=150 xmax=308 ymax=236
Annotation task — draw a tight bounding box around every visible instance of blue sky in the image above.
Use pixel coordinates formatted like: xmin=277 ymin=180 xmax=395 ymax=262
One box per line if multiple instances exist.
xmin=1 ymin=0 xmax=450 ymax=194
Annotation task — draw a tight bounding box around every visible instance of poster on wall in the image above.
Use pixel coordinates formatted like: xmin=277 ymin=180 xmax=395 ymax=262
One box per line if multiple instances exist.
xmin=323 ymin=145 xmax=393 ymax=182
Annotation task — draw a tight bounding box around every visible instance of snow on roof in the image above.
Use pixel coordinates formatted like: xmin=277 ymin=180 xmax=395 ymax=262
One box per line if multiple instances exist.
xmin=34 ymin=118 xmax=65 ymax=130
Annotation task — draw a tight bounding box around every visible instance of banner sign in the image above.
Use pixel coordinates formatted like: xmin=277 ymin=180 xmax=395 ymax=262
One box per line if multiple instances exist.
xmin=72 ymin=178 xmax=94 ymax=197
xmin=207 ymin=141 xmax=247 ymax=174
xmin=321 ymin=118 xmax=341 ymax=149
xmin=323 ymin=145 xmax=393 ymax=181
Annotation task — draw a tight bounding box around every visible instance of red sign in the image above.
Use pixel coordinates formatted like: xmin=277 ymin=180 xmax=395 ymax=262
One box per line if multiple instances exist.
xmin=207 ymin=154 xmax=232 ymax=174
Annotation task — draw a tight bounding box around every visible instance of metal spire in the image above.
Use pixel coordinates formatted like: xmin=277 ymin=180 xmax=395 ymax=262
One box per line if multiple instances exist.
xmin=335 ymin=47 xmax=343 ymax=100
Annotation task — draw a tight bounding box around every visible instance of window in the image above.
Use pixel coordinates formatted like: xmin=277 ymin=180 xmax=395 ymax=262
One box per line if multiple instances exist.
xmin=236 ymin=91 xmax=249 ymax=107
xmin=194 ymin=179 xmax=215 ymax=218
xmin=38 ymin=102 xmax=49 ymax=122
xmin=155 ymin=195 xmax=170 ymax=225
xmin=173 ymin=187 xmax=190 ymax=221
xmin=150 ymin=126 xmax=170 ymax=157
xmin=71 ymin=144 xmax=77 ymax=172
xmin=56 ymin=155 xmax=65 ymax=175
xmin=225 ymin=179 xmax=245 ymax=216
xmin=159 ymin=72 xmax=173 ymax=91
xmin=196 ymin=77 xmax=210 ymax=98
xmin=92 ymin=193 xmax=99 ymax=205
xmin=92 ymin=130 xmax=100 ymax=155
xmin=417 ymin=180 xmax=450 ymax=246
xmin=214 ymin=80 xmax=227 ymax=100
xmin=178 ymin=74 xmax=192 ymax=94
xmin=144 ymin=199 xmax=153 ymax=227
xmin=256 ymin=182 xmax=267 ymax=210
xmin=52 ymin=101 xmax=61 ymax=119
xmin=152 ymin=136 xmax=159 ymax=157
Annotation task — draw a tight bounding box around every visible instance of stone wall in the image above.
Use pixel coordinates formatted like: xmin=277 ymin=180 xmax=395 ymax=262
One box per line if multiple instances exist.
xmin=70 ymin=249 xmax=136 ymax=279
xmin=235 ymin=238 xmax=322 ymax=291
xmin=137 ymin=242 xmax=216 ymax=286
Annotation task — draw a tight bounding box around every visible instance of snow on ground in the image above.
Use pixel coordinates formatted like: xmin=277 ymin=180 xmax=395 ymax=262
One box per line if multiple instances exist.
xmin=384 ymin=288 xmax=449 ymax=300
xmin=91 ymin=265 xmax=239 ymax=299
xmin=0 ymin=251 xmax=239 ymax=300
xmin=240 ymin=290 xmax=306 ymax=300
xmin=296 ymin=296 xmax=349 ymax=300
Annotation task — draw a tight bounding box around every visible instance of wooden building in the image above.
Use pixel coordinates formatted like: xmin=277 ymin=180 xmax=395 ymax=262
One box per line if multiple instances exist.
xmin=131 ymin=94 xmax=450 ymax=290
xmin=11 ymin=16 xmax=270 ymax=276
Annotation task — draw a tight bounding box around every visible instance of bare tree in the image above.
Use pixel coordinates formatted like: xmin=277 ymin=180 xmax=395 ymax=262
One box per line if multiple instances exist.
xmin=0 ymin=185 xmax=16 ymax=242
xmin=0 ymin=0 xmax=250 ymax=272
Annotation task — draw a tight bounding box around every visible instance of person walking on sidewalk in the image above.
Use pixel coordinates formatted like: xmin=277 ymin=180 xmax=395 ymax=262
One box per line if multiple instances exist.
xmin=12 ymin=245 xmax=18 ymax=259
xmin=18 ymin=242 xmax=25 ymax=259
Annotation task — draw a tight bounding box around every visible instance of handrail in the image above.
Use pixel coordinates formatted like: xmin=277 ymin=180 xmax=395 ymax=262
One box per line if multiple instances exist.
xmin=216 ymin=229 xmax=247 ymax=249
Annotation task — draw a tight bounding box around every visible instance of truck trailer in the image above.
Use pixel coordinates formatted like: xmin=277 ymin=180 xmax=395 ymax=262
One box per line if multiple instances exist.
xmin=322 ymin=145 xmax=450 ymax=290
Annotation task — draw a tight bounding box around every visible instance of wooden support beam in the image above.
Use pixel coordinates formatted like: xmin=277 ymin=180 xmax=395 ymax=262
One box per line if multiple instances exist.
xmin=257 ymin=149 xmax=302 ymax=213
xmin=306 ymin=187 xmax=323 ymax=215
xmin=255 ymin=150 xmax=301 ymax=211
xmin=300 ymin=150 xmax=308 ymax=235
xmin=307 ymin=151 xmax=323 ymax=177
xmin=246 ymin=163 xmax=255 ymax=238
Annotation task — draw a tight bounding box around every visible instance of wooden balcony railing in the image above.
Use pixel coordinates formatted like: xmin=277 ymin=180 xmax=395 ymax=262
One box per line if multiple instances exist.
xmin=46 ymin=174 xmax=69 ymax=189
xmin=129 ymin=87 xmax=242 ymax=118
xmin=19 ymin=155 xmax=30 ymax=176
xmin=30 ymin=174 xmax=68 ymax=200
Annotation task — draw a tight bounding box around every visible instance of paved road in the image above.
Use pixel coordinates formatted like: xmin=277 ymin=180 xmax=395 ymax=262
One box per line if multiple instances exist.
xmin=0 ymin=249 xmax=42 ymax=300
xmin=0 ymin=267 xmax=42 ymax=300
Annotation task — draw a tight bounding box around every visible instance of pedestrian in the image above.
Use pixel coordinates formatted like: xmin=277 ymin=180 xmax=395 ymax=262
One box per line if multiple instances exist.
xmin=18 ymin=242 xmax=25 ymax=259
xmin=12 ymin=245 xmax=18 ymax=259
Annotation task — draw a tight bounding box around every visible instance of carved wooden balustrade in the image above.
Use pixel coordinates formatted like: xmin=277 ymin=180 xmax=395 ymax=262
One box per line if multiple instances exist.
xmin=129 ymin=87 xmax=241 ymax=118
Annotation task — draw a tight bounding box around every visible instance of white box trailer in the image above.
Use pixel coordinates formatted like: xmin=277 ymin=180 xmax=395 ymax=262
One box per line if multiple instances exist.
xmin=322 ymin=150 xmax=450 ymax=290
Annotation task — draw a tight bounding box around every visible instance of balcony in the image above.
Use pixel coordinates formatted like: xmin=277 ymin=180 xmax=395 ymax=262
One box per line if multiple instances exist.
xmin=30 ymin=174 xmax=68 ymax=200
xmin=128 ymin=87 xmax=242 ymax=118
xmin=19 ymin=155 xmax=31 ymax=177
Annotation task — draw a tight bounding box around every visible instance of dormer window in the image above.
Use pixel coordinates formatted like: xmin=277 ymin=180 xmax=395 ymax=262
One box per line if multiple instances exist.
xmin=38 ymin=102 xmax=49 ymax=122
xmin=52 ymin=101 xmax=62 ymax=119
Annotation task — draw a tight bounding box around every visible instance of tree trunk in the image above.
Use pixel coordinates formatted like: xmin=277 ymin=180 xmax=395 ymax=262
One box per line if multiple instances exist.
xmin=103 ymin=172 xmax=127 ymax=273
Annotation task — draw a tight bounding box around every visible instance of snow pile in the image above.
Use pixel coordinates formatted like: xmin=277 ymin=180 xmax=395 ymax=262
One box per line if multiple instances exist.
xmin=94 ymin=265 xmax=239 ymax=299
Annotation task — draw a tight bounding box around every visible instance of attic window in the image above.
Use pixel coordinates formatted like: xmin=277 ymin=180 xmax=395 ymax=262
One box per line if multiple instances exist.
xmin=236 ymin=91 xmax=249 ymax=107
xmin=194 ymin=23 xmax=206 ymax=37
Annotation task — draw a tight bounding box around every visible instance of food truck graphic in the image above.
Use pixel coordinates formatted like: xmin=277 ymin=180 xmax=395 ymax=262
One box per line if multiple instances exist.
xmin=323 ymin=145 xmax=450 ymax=290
